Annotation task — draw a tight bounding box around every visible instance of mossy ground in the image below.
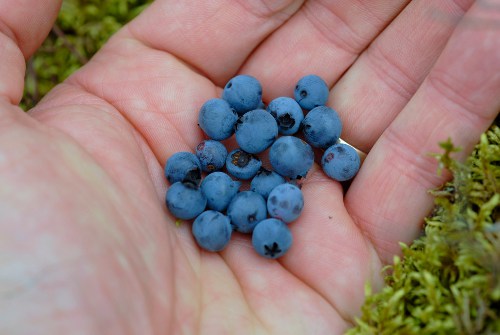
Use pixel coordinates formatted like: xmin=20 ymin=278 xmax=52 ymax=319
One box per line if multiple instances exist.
xmin=22 ymin=0 xmax=152 ymax=110
xmin=347 ymin=121 xmax=500 ymax=334
xmin=22 ymin=1 xmax=500 ymax=333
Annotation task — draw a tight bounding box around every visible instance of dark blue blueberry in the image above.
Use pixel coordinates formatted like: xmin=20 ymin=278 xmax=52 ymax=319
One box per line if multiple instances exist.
xmin=192 ymin=210 xmax=232 ymax=252
xmin=200 ymin=172 xmax=241 ymax=212
xmin=195 ymin=140 xmax=228 ymax=173
xmin=226 ymin=148 xmax=262 ymax=180
xmin=267 ymin=183 xmax=304 ymax=223
xmin=166 ymin=181 xmax=207 ymax=220
xmin=302 ymin=106 xmax=342 ymax=149
xmin=321 ymin=143 xmax=361 ymax=182
xmin=269 ymin=136 xmax=314 ymax=179
xmin=227 ymin=191 xmax=267 ymax=233
xmin=164 ymin=152 xmax=201 ymax=185
xmin=198 ymin=98 xmax=238 ymax=140
xmin=250 ymin=168 xmax=286 ymax=199
xmin=235 ymin=109 xmax=278 ymax=154
xmin=266 ymin=97 xmax=304 ymax=135
xmin=222 ymin=75 xmax=262 ymax=115
xmin=294 ymin=74 xmax=329 ymax=110
xmin=252 ymin=218 xmax=293 ymax=259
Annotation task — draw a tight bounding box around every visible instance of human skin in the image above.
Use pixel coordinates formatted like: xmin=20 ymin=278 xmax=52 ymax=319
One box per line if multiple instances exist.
xmin=0 ymin=0 xmax=499 ymax=334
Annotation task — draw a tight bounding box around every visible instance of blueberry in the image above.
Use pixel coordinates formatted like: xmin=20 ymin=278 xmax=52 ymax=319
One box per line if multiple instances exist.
xmin=227 ymin=191 xmax=267 ymax=233
xmin=252 ymin=218 xmax=293 ymax=259
xmin=302 ymin=106 xmax=342 ymax=148
xmin=235 ymin=109 xmax=278 ymax=154
xmin=226 ymin=148 xmax=262 ymax=180
xmin=164 ymin=152 xmax=202 ymax=185
xmin=267 ymin=97 xmax=304 ymax=135
xmin=166 ymin=181 xmax=207 ymax=220
xmin=195 ymin=140 xmax=228 ymax=173
xmin=267 ymin=183 xmax=304 ymax=223
xmin=321 ymin=143 xmax=361 ymax=182
xmin=192 ymin=210 xmax=232 ymax=252
xmin=198 ymin=98 xmax=238 ymax=140
xmin=200 ymin=172 xmax=241 ymax=212
xmin=294 ymin=74 xmax=329 ymax=110
xmin=250 ymin=168 xmax=286 ymax=199
xmin=222 ymin=75 xmax=262 ymax=115
xmin=269 ymin=136 xmax=314 ymax=179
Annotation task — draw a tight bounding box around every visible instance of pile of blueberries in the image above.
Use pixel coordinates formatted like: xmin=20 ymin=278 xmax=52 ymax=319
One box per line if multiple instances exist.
xmin=165 ymin=74 xmax=360 ymax=259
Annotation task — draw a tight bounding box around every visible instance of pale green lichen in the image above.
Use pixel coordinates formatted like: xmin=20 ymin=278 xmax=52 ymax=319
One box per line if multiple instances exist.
xmin=347 ymin=122 xmax=500 ymax=334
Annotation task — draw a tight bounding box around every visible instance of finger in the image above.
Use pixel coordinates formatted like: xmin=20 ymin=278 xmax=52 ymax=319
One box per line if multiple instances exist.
xmin=330 ymin=0 xmax=475 ymax=153
xmin=33 ymin=0 xmax=403 ymax=175
xmin=33 ymin=0 xmax=304 ymax=167
xmin=37 ymin=40 xmax=220 ymax=168
xmin=240 ymin=0 xmax=411 ymax=100
xmin=127 ymin=0 xmax=304 ymax=85
xmin=346 ymin=0 xmax=500 ymax=263
xmin=0 ymin=0 xmax=61 ymax=58
xmin=223 ymin=166 xmax=384 ymax=324
xmin=0 ymin=0 xmax=61 ymax=104
xmin=0 ymin=106 xmax=176 ymax=334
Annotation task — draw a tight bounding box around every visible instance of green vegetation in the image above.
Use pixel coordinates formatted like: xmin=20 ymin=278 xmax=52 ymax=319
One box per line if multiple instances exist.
xmin=22 ymin=0 xmax=152 ymax=110
xmin=347 ymin=121 xmax=500 ymax=334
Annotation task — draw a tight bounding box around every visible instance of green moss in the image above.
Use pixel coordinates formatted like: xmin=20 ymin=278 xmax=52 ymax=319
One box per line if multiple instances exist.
xmin=22 ymin=0 xmax=153 ymax=110
xmin=347 ymin=122 xmax=500 ymax=334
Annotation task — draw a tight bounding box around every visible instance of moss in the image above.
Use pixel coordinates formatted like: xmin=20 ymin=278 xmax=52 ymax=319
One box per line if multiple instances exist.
xmin=22 ymin=0 xmax=153 ymax=110
xmin=347 ymin=121 xmax=500 ymax=334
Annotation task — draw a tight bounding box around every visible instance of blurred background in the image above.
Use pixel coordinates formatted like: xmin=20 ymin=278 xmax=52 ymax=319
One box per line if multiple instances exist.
xmin=21 ymin=0 xmax=153 ymax=110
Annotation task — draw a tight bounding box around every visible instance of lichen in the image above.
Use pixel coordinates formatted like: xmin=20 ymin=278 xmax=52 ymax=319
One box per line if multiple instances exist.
xmin=347 ymin=121 xmax=500 ymax=334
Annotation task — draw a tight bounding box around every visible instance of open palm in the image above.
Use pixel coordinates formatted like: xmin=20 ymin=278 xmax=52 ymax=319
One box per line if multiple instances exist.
xmin=1 ymin=0 xmax=499 ymax=334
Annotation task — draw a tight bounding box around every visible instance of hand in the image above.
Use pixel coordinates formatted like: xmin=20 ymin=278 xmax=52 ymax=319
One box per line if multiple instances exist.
xmin=1 ymin=0 xmax=499 ymax=334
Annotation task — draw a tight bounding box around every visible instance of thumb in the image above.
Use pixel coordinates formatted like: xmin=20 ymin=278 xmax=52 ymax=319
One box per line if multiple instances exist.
xmin=0 ymin=0 xmax=61 ymax=105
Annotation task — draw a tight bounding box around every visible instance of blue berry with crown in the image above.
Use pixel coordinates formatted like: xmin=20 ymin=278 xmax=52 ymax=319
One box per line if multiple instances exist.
xmin=267 ymin=97 xmax=304 ymax=135
xmin=198 ymin=98 xmax=238 ymax=140
xmin=195 ymin=140 xmax=227 ymax=173
xmin=302 ymin=106 xmax=342 ymax=149
xmin=226 ymin=148 xmax=262 ymax=180
xmin=222 ymin=75 xmax=262 ymax=115
xmin=321 ymin=143 xmax=360 ymax=181
xmin=235 ymin=109 xmax=278 ymax=154
xmin=192 ymin=210 xmax=232 ymax=252
xmin=166 ymin=181 xmax=206 ymax=220
xmin=250 ymin=168 xmax=286 ymax=199
xmin=269 ymin=136 xmax=314 ymax=179
xmin=200 ymin=172 xmax=241 ymax=212
xmin=227 ymin=191 xmax=267 ymax=233
xmin=267 ymin=183 xmax=304 ymax=223
xmin=294 ymin=74 xmax=329 ymax=110
xmin=252 ymin=219 xmax=293 ymax=259
xmin=165 ymin=152 xmax=201 ymax=185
